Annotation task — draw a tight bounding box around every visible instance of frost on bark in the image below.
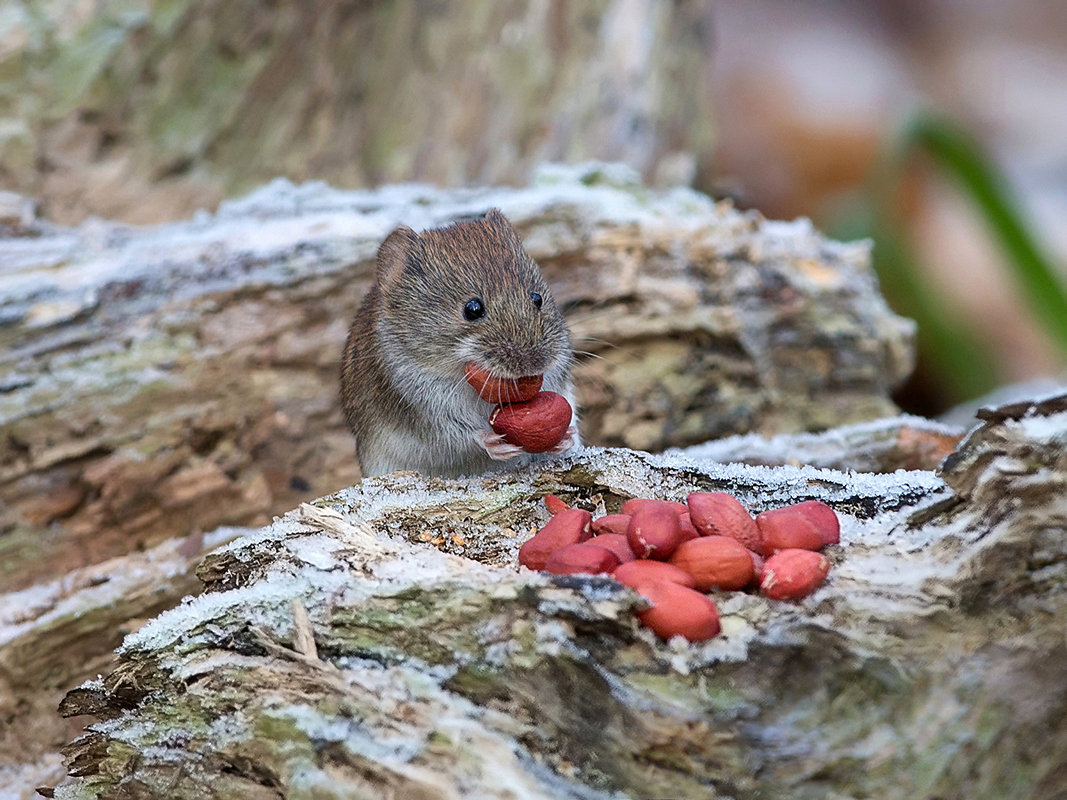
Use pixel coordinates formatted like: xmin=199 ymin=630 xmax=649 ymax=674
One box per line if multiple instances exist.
xmin=52 ymin=393 xmax=1067 ymax=800
xmin=0 ymin=163 xmax=914 ymax=593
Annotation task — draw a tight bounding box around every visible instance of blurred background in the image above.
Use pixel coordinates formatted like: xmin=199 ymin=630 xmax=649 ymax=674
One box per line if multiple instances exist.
xmin=2 ymin=0 xmax=1065 ymax=416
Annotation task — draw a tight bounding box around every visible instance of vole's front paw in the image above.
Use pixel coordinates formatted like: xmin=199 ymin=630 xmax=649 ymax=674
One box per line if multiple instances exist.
xmin=545 ymin=425 xmax=580 ymax=456
xmin=477 ymin=430 xmax=527 ymax=461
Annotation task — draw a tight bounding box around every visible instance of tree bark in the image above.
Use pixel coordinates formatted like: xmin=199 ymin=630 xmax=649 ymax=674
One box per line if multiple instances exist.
xmin=0 ymin=415 xmax=959 ymax=798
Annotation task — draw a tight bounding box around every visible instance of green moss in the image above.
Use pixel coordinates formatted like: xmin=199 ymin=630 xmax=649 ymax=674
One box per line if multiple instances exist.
xmin=329 ymin=586 xmax=499 ymax=665
xmin=254 ymin=712 xmax=318 ymax=758
xmin=150 ymin=0 xmax=189 ymax=37
xmin=426 ymin=729 xmax=453 ymax=747
xmin=470 ymin=488 xmax=527 ymax=521
xmin=48 ymin=13 xmax=129 ymax=118
xmin=443 ymin=663 xmax=506 ymax=704
xmin=0 ymin=524 xmax=46 ymax=587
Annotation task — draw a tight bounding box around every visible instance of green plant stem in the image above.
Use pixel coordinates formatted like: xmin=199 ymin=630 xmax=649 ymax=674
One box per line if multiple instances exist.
xmin=870 ymin=223 xmax=998 ymax=401
xmin=898 ymin=115 xmax=1067 ymax=356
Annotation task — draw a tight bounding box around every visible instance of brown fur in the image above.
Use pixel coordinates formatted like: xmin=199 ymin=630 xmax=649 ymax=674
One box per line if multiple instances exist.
xmin=340 ymin=210 xmax=576 ymax=477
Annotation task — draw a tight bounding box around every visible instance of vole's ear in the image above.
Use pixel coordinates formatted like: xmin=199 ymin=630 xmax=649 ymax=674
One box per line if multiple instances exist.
xmin=483 ymin=208 xmax=520 ymax=241
xmin=376 ymin=225 xmax=421 ymax=289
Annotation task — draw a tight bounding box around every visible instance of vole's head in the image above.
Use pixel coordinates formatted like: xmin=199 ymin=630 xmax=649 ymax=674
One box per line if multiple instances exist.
xmin=374 ymin=209 xmax=571 ymax=380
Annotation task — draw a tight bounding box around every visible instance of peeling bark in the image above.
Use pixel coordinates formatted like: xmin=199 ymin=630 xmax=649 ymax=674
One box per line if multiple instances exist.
xmin=0 ymin=526 xmax=250 ymax=797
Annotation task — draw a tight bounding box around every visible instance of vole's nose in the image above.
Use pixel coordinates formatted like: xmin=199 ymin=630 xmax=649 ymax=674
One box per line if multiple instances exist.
xmin=494 ymin=338 xmax=553 ymax=377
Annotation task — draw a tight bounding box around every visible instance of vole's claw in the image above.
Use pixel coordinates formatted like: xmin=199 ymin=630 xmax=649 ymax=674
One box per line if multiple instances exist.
xmin=477 ymin=426 xmax=579 ymax=460
xmin=546 ymin=425 xmax=579 ymax=455
xmin=477 ymin=430 xmax=527 ymax=461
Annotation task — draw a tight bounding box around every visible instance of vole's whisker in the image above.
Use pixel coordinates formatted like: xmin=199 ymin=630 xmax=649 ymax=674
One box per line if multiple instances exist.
xmin=571 ymin=335 xmax=617 ymax=349
xmin=563 ymin=308 xmax=629 ymax=326
xmin=443 ymin=373 xmax=470 ymax=409
xmin=571 ymin=349 xmax=604 ymax=360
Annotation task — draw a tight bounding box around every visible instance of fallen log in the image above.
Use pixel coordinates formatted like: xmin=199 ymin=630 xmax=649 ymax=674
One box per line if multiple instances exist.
xmin=49 ymin=393 xmax=1067 ymax=800
xmin=0 ymin=163 xmax=914 ymax=592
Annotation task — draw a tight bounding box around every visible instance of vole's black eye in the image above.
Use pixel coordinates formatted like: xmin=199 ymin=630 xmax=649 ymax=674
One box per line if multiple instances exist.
xmin=463 ymin=298 xmax=485 ymax=321
xmin=530 ymin=291 xmax=543 ymax=309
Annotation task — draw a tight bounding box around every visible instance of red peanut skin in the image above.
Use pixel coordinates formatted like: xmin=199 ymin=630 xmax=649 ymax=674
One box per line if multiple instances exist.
xmin=686 ymin=492 xmax=762 ymax=552
xmin=627 ymin=505 xmax=685 ymax=560
xmin=760 ymin=549 xmax=830 ymax=600
xmin=668 ymin=536 xmax=754 ymax=591
xmin=543 ymin=494 xmax=570 ymax=515
xmin=489 ymin=391 xmax=572 ymax=453
xmin=747 ymin=549 xmax=765 ymax=588
xmin=587 ymin=533 xmax=636 ymax=564
xmin=592 ymin=514 xmax=632 ymax=537
xmin=677 ymin=512 xmax=700 ymax=542
xmin=792 ymin=500 xmax=840 ymax=545
xmin=518 ymin=508 xmax=592 ymax=571
xmin=634 ymin=580 xmax=721 ymax=642
xmin=622 ymin=498 xmax=689 ymax=517
xmin=544 ymin=543 xmax=621 ymax=576
xmin=613 ymin=559 xmax=696 ymax=589
xmin=464 ymin=362 xmax=543 ymax=404
xmin=756 ymin=503 xmax=834 ymax=556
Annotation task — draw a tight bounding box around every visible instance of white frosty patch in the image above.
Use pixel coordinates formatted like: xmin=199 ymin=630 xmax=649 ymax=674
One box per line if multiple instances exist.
xmin=676 ymin=413 xmax=963 ymax=466
xmin=0 ymin=525 xmax=248 ymax=648
xmin=120 ymin=568 xmax=353 ymax=655
xmin=1006 ymin=408 xmax=1067 ymax=444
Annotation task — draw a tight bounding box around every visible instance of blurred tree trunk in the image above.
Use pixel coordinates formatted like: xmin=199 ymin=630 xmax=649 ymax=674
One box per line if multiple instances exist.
xmin=0 ymin=0 xmax=714 ymax=224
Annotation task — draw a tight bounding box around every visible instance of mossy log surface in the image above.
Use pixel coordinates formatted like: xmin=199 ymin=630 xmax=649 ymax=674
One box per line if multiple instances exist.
xmin=2 ymin=164 xmax=921 ymax=797
xmin=51 ymin=393 xmax=1067 ymax=800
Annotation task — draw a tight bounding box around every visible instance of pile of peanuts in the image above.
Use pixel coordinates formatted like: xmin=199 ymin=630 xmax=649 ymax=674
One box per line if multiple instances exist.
xmin=519 ymin=493 xmax=839 ymax=642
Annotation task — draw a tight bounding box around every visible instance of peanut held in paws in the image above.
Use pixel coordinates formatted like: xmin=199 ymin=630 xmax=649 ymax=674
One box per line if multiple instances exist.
xmin=464 ymin=362 xmax=543 ymax=404
xmin=489 ymin=391 xmax=572 ymax=453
